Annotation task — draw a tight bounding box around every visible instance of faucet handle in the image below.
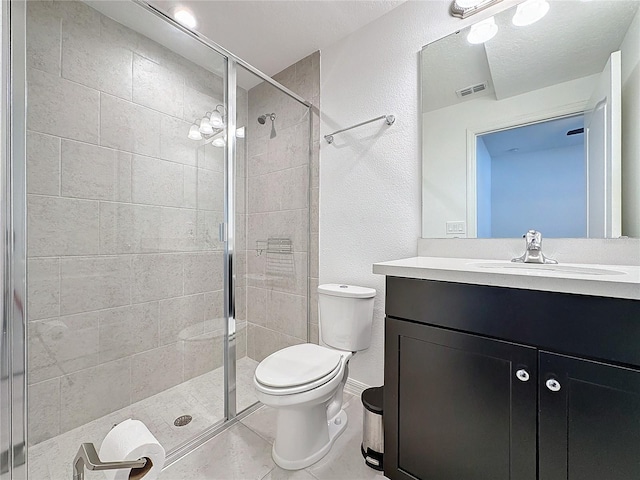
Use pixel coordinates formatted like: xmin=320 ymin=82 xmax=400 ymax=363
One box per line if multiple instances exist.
xmin=524 ymin=230 xmax=542 ymax=250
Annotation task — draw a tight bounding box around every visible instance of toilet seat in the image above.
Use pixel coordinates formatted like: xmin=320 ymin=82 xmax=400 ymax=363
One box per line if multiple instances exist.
xmin=255 ymin=344 xmax=344 ymax=395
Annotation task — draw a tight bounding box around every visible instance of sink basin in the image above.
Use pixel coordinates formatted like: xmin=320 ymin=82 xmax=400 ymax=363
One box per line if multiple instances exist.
xmin=471 ymin=262 xmax=626 ymax=276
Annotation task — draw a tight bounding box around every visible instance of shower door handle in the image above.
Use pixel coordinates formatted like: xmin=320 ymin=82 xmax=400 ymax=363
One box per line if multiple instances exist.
xmin=219 ymin=223 xmax=227 ymax=242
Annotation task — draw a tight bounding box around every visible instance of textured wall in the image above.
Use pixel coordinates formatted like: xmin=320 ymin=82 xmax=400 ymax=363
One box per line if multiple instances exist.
xmin=319 ymin=0 xmax=519 ymax=387
xmin=26 ymin=0 xmax=247 ymax=445
xmin=244 ymin=52 xmax=320 ymax=362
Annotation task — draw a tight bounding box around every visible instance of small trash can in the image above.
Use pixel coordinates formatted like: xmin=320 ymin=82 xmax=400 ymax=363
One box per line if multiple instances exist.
xmin=361 ymin=386 xmax=384 ymax=471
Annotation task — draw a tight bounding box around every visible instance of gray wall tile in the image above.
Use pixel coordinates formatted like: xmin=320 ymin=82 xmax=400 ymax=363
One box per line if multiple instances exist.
xmin=27 ymin=68 xmax=100 ymax=143
xmin=196 ymin=168 xmax=224 ymax=212
xmin=28 ymin=378 xmax=61 ymax=445
xmin=27 ymin=131 xmax=60 ymax=196
xmin=182 ymin=330 xmax=223 ymax=380
xmin=28 ymin=195 xmax=100 ymax=257
xmin=99 ymin=303 xmax=159 ymax=363
xmin=61 ymin=140 xmax=132 ymax=201
xmin=59 ymin=358 xmax=131 ymax=432
xmin=100 ymin=94 xmax=162 ymax=157
xmin=160 ymin=115 xmax=198 ymax=166
xmin=28 ymin=314 xmax=100 ymax=384
xmin=158 ymin=294 xmax=205 ymax=346
xmin=60 ymin=256 xmax=131 ymax=315
xmin=131 ymin=254 xmax=184 ymax=302
xmin=28 ymin=258 xmax=60 ymax=322
xmin=267 ymin=291 xmax=307 ymax=340
xmin=133 ymin=54 xmax=184 ymax=117
xmin=131 ymin=155 xmax=184 ymax=207
xmin=183 ymin=86 xmax=222 ymax=125
xmin=131 ymin=343 xmax=182 ymax=402
xmin=62 ymin=18 xmax=133 ymax=100
xmin=26 ymin=2 xmax=61 ymax=75
xmin=184 ymin=252 xmax=223 ymax=295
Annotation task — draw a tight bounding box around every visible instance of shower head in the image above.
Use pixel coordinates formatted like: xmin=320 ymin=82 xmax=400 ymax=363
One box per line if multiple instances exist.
xmin=258 ymin=113 xmax=276 ymax=124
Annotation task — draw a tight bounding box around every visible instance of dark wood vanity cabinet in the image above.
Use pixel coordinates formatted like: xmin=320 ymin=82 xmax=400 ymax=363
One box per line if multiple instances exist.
xmin=538 ymin=352 xmax=640 ymax=480
xmin=383 ymin=277 xmax=640 ymax=480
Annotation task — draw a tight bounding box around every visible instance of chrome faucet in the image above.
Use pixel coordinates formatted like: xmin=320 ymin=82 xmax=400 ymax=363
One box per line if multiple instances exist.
xmin=72 ymin=443 xmax=148 ymax=480
xmin=511 ymin=230 xmax=557 ymax=264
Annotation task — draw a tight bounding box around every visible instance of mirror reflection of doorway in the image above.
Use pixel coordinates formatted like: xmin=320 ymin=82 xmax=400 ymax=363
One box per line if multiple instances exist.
xmin=476 ymin=114 xmax=586 ymax=238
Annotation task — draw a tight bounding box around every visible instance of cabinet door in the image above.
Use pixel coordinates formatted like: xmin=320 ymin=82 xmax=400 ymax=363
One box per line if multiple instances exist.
xmin=539 ymin=352 xmax=640 ymax=480
xmin=385 ymin=319 xmax=537 ymax=480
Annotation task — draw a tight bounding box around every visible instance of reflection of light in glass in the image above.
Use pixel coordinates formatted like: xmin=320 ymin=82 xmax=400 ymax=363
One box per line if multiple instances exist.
xmin=212 ymin=136 xmax=226 ymax=148
xmin=236 ymin=126 xmax=245 ymax=138
xmin=512 ymin=0 xmax=550 ymax=26
xmin=199 ymin=115 xmax=214 ymax=135
xmin=188 ymin=124 xmax=202 ymax=140
xmin=174 ymin=9 xmax=197 ymax=29
xmin=467 ymin=16 xmax=498 ymax=44
xmin=210 ymin=105 xmax=226 ymax=128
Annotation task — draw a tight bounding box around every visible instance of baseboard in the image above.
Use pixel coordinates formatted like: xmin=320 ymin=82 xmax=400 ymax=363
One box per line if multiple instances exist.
xmin=345 ymin=378 xmax=369 ymax=397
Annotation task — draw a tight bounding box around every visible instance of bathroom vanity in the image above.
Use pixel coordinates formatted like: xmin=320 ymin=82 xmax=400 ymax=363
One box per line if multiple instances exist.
xmin=374 ymin=257 xmax=640 ymax=480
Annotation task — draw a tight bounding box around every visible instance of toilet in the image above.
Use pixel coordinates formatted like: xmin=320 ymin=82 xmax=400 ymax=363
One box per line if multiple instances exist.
xmin=253 ymin=284 xmax=376 ymax=470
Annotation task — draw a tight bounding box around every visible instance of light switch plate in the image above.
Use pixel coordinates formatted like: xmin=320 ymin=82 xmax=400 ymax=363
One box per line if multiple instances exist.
xmin=446 ymin=221 xmax=466 ymax=234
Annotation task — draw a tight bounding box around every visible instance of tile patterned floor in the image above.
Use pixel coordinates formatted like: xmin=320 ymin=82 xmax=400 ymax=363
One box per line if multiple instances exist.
xmin=162 ymin=393 xmax=388 ymax=480
xmin=28 ymin=357 xmax=259 ymax=480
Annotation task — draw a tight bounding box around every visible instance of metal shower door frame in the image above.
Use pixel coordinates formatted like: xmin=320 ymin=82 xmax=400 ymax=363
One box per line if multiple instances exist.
xmin=1 ymin=1 xmax=27 ymax=479
xmin=1 ymin=0 xmax=313 ymax=476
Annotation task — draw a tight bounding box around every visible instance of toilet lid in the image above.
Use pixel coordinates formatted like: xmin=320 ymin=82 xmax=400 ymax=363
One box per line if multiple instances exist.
xmin=255 ymin=344 xmax=343 ymax=388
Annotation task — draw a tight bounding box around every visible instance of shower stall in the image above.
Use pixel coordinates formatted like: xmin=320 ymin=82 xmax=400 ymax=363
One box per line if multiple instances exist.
xmin=1 ymin=1 xmax=317 ymax=478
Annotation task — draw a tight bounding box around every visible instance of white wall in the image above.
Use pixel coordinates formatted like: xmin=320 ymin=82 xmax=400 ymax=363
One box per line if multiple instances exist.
xmin=319 ymin=0 xmax=519 ymax=387
xmin=490 ymin=144 xmax=586 ymax=238
xmin=621 ymin=7 xmax=640 ymax=237
xmin=422 ymin=74 xmax=597 ymax=238
xmin=476 ymin=137 xmax=492 ymax=238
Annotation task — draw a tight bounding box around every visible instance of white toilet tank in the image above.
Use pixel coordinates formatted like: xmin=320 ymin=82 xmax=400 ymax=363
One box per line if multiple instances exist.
xmin=318 ymin=284 xmax=376 ymax=352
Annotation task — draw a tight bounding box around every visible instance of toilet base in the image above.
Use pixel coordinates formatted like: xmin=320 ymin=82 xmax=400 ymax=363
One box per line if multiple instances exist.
xmin=272 ymin=409 xmax=348 ymax=470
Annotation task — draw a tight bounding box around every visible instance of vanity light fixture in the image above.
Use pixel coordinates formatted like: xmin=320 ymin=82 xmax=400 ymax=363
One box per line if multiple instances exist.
xmin=173 ymin=8 xmax=197 ymax=29
xmin=209 ymin=104 xmax=226 ymax=128
xmin=188 ymin=124 xmax=202 ymax=140
xmin=212 ymin=135 xmax=226 ymax=148
xmin=450 ymin=0 xmax=502 ymax=19
xmin=199 ymin=114 xmax=214 ymax=135
xmin=467 ymin=16 xmax=498 ymax=44
xmin=512 ymin=0 xmax=550 ymax=26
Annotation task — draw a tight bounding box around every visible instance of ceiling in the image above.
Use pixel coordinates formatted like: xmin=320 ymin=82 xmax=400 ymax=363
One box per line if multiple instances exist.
xmin=150 ymin=0 xmax=406 ymax=84
xmin=422 ymin=0 xmax=640 ymax=112
xmin=480 ymin=114 xmax=584 ymax=157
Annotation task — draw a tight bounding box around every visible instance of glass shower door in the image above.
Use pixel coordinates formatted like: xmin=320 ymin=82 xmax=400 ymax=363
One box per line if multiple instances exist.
xmin=23 ymin=1 xmax=228 ymax=477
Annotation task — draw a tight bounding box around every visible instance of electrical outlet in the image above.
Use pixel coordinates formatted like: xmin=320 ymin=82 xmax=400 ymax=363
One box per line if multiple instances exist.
xmin=446 ymin=221 xmax=466 ymax=234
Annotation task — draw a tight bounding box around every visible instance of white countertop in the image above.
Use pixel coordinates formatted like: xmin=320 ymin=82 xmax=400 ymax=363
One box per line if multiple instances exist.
xmin=373 ymin=257 xmax=640 ymax=300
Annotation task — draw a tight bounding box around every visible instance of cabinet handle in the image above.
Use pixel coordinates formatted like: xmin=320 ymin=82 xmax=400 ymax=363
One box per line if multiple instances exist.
xmin=516 ymin=369 xmax=530 ymax=382
xmin=545 ymin=378 xmax=561 ymax=392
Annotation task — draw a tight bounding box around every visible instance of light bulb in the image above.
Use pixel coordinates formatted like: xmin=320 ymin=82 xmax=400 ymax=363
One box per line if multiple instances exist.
xmin=212 ymin=137 xmax=225 ymax=148
xmin=199 ymin=116 xmax=213 ymax=135
xmin=209 ymin=109 xmax=224 ymax=128
xmin=174 ymin=9 xmax=197 ymax=29
xmin=512 ymin=0 xmax=550 ymax=26
xmin=467 ymin=16 xmax=498 ymax=44
xmin=188 ymin=124 xmax=202 ymax=140
xmin=236 ymin=126 xmax=245 ymax=138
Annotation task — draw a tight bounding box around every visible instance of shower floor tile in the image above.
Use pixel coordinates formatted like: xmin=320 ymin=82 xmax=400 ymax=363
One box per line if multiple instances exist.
xmin=162 ymin=392 xmax=388 ymax=480
xmin=28 ymin=357 xmax=259 ymax=480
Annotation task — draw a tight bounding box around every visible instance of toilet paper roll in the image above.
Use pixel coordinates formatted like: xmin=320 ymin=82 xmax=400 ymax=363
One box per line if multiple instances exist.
xmin=99 ymin=419 xmax=165 ymax=480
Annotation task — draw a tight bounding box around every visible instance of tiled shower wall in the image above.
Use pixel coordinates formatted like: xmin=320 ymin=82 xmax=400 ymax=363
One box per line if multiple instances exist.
xmin=26 ymin=0 xmax=248 ymax=445
xmin=244 ymin=52 xmax=320 ymax=361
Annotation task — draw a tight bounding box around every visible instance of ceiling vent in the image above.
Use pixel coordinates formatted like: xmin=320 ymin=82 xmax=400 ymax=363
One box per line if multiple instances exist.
xmin=456 ymin=82 xmax=488 ymax=99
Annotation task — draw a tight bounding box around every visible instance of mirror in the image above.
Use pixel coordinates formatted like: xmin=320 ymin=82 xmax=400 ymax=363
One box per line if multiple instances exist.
xmin=421 ymin=0 xmax=640 ymax=238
